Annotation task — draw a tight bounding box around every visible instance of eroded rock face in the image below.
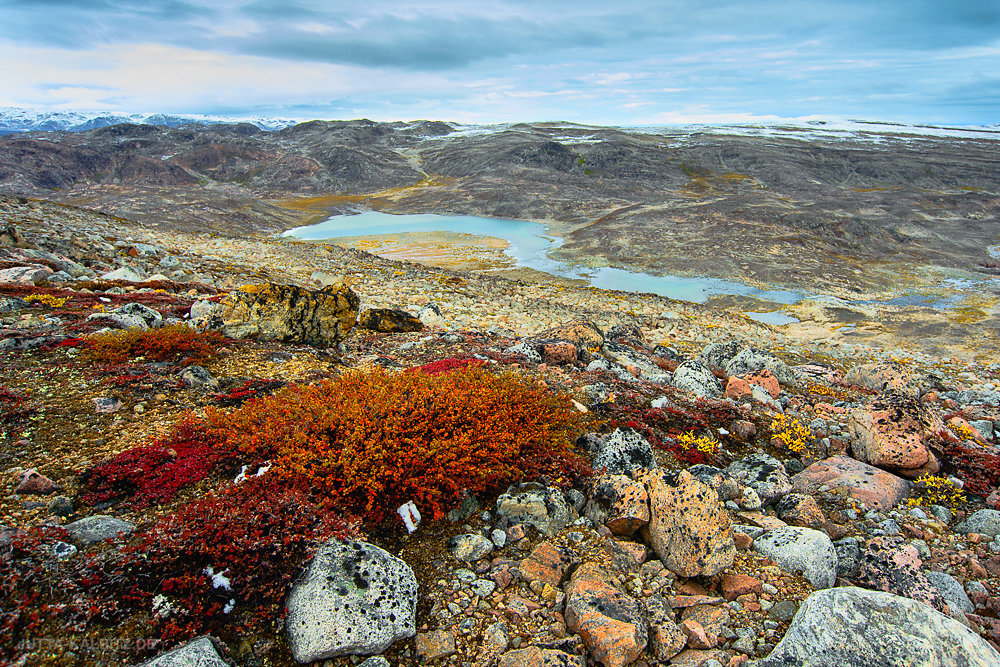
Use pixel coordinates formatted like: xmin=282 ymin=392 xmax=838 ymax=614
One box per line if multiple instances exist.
xmin=284 ymin=540 xmax=417 ymax=663
xmin=640 ymin=469 xmax=735 ymax=577
xmin=849 ymin=392 xmax=944 ymax=476
xmin=533 ymin=321 xmax=604 ymax=350
xmin=791 ymin=455 xmax=911 ymax=510
xmin=844 ymin=361 xmax=917 ymax=396
xmin=755 ymin=588 xmax=1000 ymax=667
xmin=563 ymin=563 xmax=648 ymax=667
xmin=220 ymin=282 xmax=358 ymax=347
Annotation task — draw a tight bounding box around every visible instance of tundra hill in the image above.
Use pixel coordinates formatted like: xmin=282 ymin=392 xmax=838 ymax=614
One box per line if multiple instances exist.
xmin=2 ymin=194 xmax=1000 ymax=667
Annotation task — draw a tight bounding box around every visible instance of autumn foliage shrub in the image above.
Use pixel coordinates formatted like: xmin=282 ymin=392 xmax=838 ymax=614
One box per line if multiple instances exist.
xmin=80 ymin=419 xmax=236 ymax=508
xmin=409 ymin=356 xmax=487 ymax=375
xmin=119 ymin=477 xmax=358 ymax=641
xmin=82 ymin=324 xmax=225 ymax=365
xmin=204 ymin=367 xmax=586 ymax=521
xmin=943 ymin=442 xmax=1000 ymax=497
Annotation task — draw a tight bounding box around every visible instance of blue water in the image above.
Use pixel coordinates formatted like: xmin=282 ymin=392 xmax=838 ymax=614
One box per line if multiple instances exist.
xmin=282 ymin=211 xmax=807 ymax=307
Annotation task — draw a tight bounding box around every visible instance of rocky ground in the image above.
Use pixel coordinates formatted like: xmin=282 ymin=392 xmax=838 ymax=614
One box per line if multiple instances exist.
xmin=3 ymin=193 xmax=1000 ymax=667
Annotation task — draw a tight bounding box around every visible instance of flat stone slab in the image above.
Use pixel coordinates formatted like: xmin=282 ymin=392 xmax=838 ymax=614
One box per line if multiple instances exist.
xmin=791 ymin=455 xmax=910 ymax=510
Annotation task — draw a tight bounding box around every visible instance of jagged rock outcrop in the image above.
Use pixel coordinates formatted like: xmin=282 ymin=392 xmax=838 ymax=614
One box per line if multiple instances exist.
xmin=219 ymin=282 xmax=358 ymax=346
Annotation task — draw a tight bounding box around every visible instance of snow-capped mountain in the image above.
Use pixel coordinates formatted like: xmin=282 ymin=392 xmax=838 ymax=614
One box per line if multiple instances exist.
xmin=0 ymin=108 xmax=298 ymax=135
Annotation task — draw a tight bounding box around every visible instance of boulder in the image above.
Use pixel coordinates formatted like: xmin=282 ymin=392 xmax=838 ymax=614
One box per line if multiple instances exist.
xmin=64 ymin=515 xmax=135 ymax=545
xmin=564 ymin=564 xmax=647 ymax=667
xmin=0 ymin=295 xmax=29 ymax=312
xmin=115 ymin=303 xmax=162 ymax=327
xmin=533 ymin=321 xmax=604 ymax=350
xmin=834 ymin=537 xmax=862 ymax=580
xmin=358 ymin=307 xmax=423 ymax=333
xmin=601 ymin=342 xmax=671 ymax=383
xmin=284 ymin=539 xmax=417 ymax=663
xmin=774 ymin=493 xmax=825 ymax=529
xmin=15 ymin=468 xmax=60 ymax=495
xmin=220 ymin=282 xmax=358 ymax=347
xmin=495 ymin=482 xmax=575 ymax=535
xmin=844 ymin=361 xmax=917 ymax=396
xmin=724 ymin=348 xmax=795 ymax=385
xmin=101 ymin=266 xmax=145 ymax=282
xmin=498 ymin=647 xmax=586 ymax=667
xmin=415 ymin=630 xmax=455 ymax=660
xmin=856 ymin=536 xmax=946 ymax=611
xmin=696 ymin=340 xmax=745 ymax=370
xmin=849 ymin=393 xmax=944 ymax=476
xmin=139 ymin=636 xmax=231 ymax=666
xmin=417 ymin=302 xmax=446 ymax=328
xmin=753 ymin=527 xmax=837 ymax=589
xmin=593 ymin=428 xmax=656 ymax=475
xmin=584 ymin=474 xmax=650 ymax=536
xmin=640 ymin=469 xmax=735 ymax=577
xmin=926 ymin=571 xmax=974 ymax=614
xmin=725 ymin=454 xmax=793 ymax=505
xmin=791 ymin=455 xmax=910 ymax=510
xmin=0 ymin=265 xmax=53 ymax=285
xmin=189 ymin=300 xmax=223 ymax=330
xmin=671 ymin=360 xmax=722 ymax=398
xmin=643 ymin=595 xmax=686 ymax=661
xmin=955 ymin=509 xmax=1000 ymax=539
xmin=86 ymin=310 xmax=151 ymax=329
xmin=754 ymin=587 xmax=1000 ymax=667
xmin=519 ymin=541 xmax=576 ymax=588
xmin=447 ymin=534 xmax=494 ymax=562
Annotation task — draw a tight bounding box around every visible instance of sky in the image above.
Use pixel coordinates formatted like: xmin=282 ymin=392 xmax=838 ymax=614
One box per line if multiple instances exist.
xmin=1 ymin=0 xmax=999 ymax=126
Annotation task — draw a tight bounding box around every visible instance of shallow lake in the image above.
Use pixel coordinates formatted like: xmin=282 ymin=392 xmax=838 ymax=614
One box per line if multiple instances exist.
xmin=282 ymin=211 xmax=806 ymax=309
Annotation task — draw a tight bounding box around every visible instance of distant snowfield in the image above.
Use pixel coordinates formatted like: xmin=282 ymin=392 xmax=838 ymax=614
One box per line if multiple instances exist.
xmin=1 ymin=107 xmax=997 ymax=143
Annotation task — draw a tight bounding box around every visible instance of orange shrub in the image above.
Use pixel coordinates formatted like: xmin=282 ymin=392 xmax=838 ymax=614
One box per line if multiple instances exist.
xmin=83 ymin=325 xmax=225 ymax=365
xmin=204 ymin=367 xmax=586 ymax=521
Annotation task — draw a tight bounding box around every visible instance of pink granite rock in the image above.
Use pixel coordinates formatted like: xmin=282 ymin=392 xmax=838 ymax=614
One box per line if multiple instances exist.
xmin=791 ymin=455 xmax=910 ymax=510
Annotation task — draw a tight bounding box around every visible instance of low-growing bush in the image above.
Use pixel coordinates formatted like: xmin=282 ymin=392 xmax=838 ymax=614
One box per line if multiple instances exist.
xmin=82 ymin=324 xmax=225 ymax=365
xmin=204 ymin=366 xmax=587 ymax=521
xmin=408 ymin=356 xmax=487 ymax=376
xmin=80 ymin=419 xmax=235 ymax=508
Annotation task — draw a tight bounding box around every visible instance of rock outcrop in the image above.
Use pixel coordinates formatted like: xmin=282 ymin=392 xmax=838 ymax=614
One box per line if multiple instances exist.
xmin=220 ymin=282 xmax=358 ymax=346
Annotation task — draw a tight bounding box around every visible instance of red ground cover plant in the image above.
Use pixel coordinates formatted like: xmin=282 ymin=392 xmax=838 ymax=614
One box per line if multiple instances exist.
xmin=203 ymin=366 xmax=587 ymax=522
xmin=408 ymin=356 xmax=487 ymax=376
xmin=80 ymin=419 xmax=237 ymax=508
xmin=943 ymin=442 xmax=1000 ymax=497
xmin=81 ymin=324 xmax=225 ymax=365
xmin=211 ymin=378 xmax=287 ymax=407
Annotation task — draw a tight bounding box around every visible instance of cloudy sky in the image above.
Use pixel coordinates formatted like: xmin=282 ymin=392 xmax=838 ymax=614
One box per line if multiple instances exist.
xmin=1 ymin=0 xmax=998 ymax=125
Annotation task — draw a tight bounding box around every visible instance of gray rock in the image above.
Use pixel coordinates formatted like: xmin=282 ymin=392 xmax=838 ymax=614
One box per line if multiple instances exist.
xmin=929 ymin=504 xmax=953 ymax=524
xmin=357 ymin=658 xmax=390 ymax=667
xmin=670 ymin=360 xmax=722 ymax=398
xmin=64 ymin=515 xmax=135 ymax=545
xmin=45 ymin=270 xmax=73 ymax=283
xmin=190 ymin=300 xmax=222 ymax=330
xmin=686 ymin=465 xmax=741 ymax=502
xmin=139 ymin=636 xmax=231 ymax=667
xmin=181 ymin=365 xmax=219 ymax=392
xmin=159 ymin=255 xmax=183 ymax=270
xmin=697 ymin=340 xmax=745 ymax=370
xmin=970 ymin=419 xmax=995 ymax=441
xmin=116 ymin=302 xmax=162 ymax=327
xmin=593 ymin=428 xmax=655 ymax=475
xmin=447 ymin=534 xmax=494 ymax=562
xmin=447 ymin=494 xmax=482 ymax=523
xmin=85 ymin=311 xmax=149 ymax=329
xmin=417 ymin=301 xmax=446 ymax=327
xmin=47 ymin=495 xmax=73 ymax=517
xmin=725 ymin=348 xmax=795 ymax=385
xmin=955 ymin=509 xmax=1000 ymax=538
xmin=0 ymin=296 xmax=29 ymax=312
xmin=767 ymin=599 xmax=799 ymax=622
xmin=926 ymin=571 xmax=974 ymax=614
xmin=834 ymin=537 xmax=861 ymax=580
xmin=495 ymin=482 xmax=575 ymax=535
xmin=601 ymin=341 xmax=670 ymax=383
xmin=491 ymin=529 xmax=508 ymax=548
xmin=92 ymin=397 xmax=122 ymax=414
xmin=753 ymin=587 xmax=1000 ymax=667
xmin=52 ymin=541 xmax=77 ymax=559
xmin=753 ymin=527 xmax=838 ymax=589
xmin=726 ymin=453 xmax=793 ymax=505
xmin=285 ymin=539 xmax=417 ymax=663
xmin=504 ymin=341 xmax=542 ymax=363
xmin=101 ymin=266 xmax=145 ymax=282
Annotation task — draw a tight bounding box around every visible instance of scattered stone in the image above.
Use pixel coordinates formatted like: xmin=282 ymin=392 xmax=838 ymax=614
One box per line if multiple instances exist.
xmin=520 ymin=541 xmax=575 ymax=588
xmin=926 ymin=571 xmax=974 ymax=614
xmin=753 ymin=526 xmax=837 ymax=589
xmin=721 ymin=574 xmax=763 ymax=601
xmin=47 ymin=495 xmax=73 ymax=517
xmin=92 ymin=397 xmax=123 ymax=414
xmin=756 ymin=587 xmax=1000 ymax=666
xmin=774 ymin=493 xmax=825 ymax=528
xmin=101 ymin=266 xmax=145 ymax=282
xmin=640 ymin=469 xmax=735 ymax=577
xmin=725 ymin=454 xmax=792 ymax=505
xmin=64 ymin=515 xmax=135 ymax=545
xmin=671 ymin=360 xmax=722 ymax=398
xmin=284 ymin=539 xmax=417 ymax=662
xmin=498 ymin=647 xmax=585 ymax=667
xmin=415 ymin=630 xmax=456 ymax=660
xmin=496 ymin=482 xmax=575 ymax=535
xmin=955 ymin=509 xmax=1000 ymax=539
xmin=791 ymin=455 xmax=911 ymax=510
xmin=724 ymin=348 xmax=795 ymax=385
xmin=139 ymin=636 xmax=231 ymax=667
xmin=592 ymin=428 xmax=655 ymax=475
xmin=856 ymin=536 xmax=946 ymax=611
xmin=447 ymin=534 xmax=494 ymax=562
xmin=15 ymin=468 xmax=60 ymax=495
xmin=564 ymin=564 xmax=648 ymax=667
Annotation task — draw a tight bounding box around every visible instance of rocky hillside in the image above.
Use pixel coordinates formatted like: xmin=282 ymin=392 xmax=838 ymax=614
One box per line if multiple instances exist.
xmin=0 ymin=120 xmax=997 ymax=299
xmin=3 ymin=194 xmax=1000 ymax=667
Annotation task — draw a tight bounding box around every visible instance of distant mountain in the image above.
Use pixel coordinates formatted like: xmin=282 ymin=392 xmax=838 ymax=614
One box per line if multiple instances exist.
xmin=0 ymin=107 xmax=298 ymax=135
